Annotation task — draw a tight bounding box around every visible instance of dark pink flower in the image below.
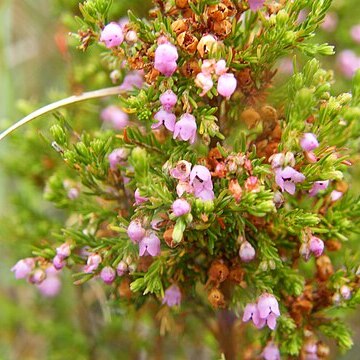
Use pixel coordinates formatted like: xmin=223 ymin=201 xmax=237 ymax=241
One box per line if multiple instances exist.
xmin=127 ymin=219 xmax=146 ymax=243
xmin=309 ymin=236 xmax=324 ymax=257
xmin=257 ymin=293 xmax=280 ymax=319
xmin=242 ymin=303 xmax=266 ymax=329
xmin=100 ymin=22 xmax=124 ymax=48
xmin=53 ymin=255 xmax=66 ymax=270
xmin=152 ymin=109 xmax=176 ymax=131
xmin=173 ymin=113 xmax=197 ymax=144
xmin=100 ymin=266 xmax=116 ymax=284
xmin=139 ymin=233 xmax=161 ymax=257
xmin=160 ymin=90 xmax=177 ymax=111
xmin=172 ymin=199 xmax=191 ymax=217
xmin=11 ymin=258 xmax=35 ymax=279
xmin=101 ymin=106 xmax=129 ymax=130
xmin=189 ymin=165 xmax=214 ymax=200
xmin=275 ymin=166 xmax=305 ymax=195
xmin=262 ymin=342 xmax=280 ymax=360
xmin=154 ymin=43 xmax=178 ymax=77
xmin=248 ymin=0 xmax=265 ymax=11
xmin=309 ymin=180 xmax=329 ymax=197
xmin=162 ymin=284 xmax=182 ymax=307
xmin=300 ymin=133 xmax=319 ymax=152
xmin=217 ymin=73 xmax=237 ymax=99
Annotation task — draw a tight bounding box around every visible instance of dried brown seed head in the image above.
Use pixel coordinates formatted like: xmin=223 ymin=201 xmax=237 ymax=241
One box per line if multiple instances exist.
xmin=177 ymin=31 xmax=199 ymax=54
xmin=212 ymin=20 xmax=232 ymax=38
xmin=316 ymin=255 xmax=334 ymax=281
xmin=208 ymin=260 xmax=230 ymax=283
xmin=208 ymin=288 xmax=226 ymax=308
xmin=240 ymin=107 xmax=261 ymax=129
xmin=206 ymin=3 xmax=229 ymax=21
xmin=171 ymin=19 xmax=189 ymax=35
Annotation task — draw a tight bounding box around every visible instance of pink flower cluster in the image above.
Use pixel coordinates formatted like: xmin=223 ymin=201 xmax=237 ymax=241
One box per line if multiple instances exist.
xmin=127 ymin=219 xmax=161 ymax=257
xmin=152 ymin=90 xmax=177 ymax=132
xmin=152 ymin=93 xmax=197 ymax=144
xmin=242 ymin=293 xmax=281 ymax=330
xmin=170 ymin=161 xmax=215 ymax=201
xmin=195 ymin=59 xmax=237 ymax=99
xmin=83 ymin=253 xmax=135 ymax=285
xmin=11 ymin=258 xmax=62 ymax=297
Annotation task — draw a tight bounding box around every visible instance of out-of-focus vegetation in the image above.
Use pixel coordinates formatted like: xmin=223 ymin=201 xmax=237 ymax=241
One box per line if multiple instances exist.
xmin=1 ymin=0 xmax=360 ymax=359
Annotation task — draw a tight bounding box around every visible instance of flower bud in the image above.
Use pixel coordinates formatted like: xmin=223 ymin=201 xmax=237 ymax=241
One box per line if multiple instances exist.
xmin=239 ymin=241 xmax=256 ymax=262
xmin=300 ymin=133 xmax=319 ymax=152
xmin=84 ymin=253 xmax=102 ymax=273
xmin=56 ymin=243 xmax=71 ymax=259
xmin=116 ymin=261 xmax=128 ymax=276
xmin=101 ymin=266 xmax=116 ymax=284
xmin=100 ymin=23 xmax=124 ymax=48
xmin=172 ymin=199 xmax=191 ymax=217
xmin=127 ymin=219 xmax=146 ymax=243
xmin=154 ymin=42 xmax=178 ymax=77
xmin=134 ymin=188 xmax=148 ymax=205
xmin=53 ymin=255 xmax=66 ymax=270
xmin=11 ymin=258 xmax=35 ymax=279
xmin=217 ymin=73 xmax=237 ymax=99
xmin=195 ymin=72 xmax=214 ymax=96
xmin=160 ymin=90 xmax=178 ymax=111
xmin=309 ymin=236 xmax=324 ymax=257
xmin=29 ymin=268 xmax=46 ymax=284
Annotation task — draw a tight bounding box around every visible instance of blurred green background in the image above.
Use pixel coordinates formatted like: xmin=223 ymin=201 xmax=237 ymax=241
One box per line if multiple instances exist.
xmin=1 ymin=0 xmax=360 ymax=359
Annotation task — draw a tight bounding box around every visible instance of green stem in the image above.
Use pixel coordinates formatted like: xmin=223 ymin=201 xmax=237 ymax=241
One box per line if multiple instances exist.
xmin=0 ymin=86 xmax=123 ymax=141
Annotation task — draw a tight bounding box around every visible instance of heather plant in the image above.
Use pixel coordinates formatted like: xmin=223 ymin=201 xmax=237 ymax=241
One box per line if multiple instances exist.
xmin=2 ymin=0 xmax=360 ymax=359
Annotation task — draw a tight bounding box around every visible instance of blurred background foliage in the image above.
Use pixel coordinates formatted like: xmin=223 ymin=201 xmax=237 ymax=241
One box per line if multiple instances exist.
xmin=0 ymin=0 xmax=360 ymax=359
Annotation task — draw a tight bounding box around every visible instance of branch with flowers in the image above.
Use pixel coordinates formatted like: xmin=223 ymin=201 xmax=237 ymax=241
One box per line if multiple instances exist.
xmin=5 ymin=0 xmax=360 ymax=359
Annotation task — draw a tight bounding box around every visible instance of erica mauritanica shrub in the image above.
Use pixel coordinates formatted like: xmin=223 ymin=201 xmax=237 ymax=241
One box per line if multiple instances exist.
xmin=3 ymin=0 xmax=360 ymax=358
